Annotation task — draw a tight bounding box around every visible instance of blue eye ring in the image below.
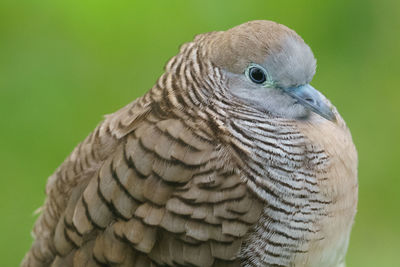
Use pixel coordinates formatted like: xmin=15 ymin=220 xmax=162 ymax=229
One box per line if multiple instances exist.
xmin=245 ymin=64 xmax=274 ymax=86
xmin=248 ymin=66 xmax=267 ymax=84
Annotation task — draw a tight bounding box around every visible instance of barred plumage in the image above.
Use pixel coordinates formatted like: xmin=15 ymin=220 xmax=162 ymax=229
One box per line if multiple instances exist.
xmin=22 ymin=20 xmax=357 ymax=267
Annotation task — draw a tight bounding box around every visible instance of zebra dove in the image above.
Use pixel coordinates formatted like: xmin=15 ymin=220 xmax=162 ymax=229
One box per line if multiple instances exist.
xmin=22 ymin=20 xmax=358 ymax=267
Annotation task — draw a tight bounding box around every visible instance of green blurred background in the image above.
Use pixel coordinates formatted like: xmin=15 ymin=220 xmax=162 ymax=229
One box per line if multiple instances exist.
xmin=1 ymin=0 xmax=399 ymax=266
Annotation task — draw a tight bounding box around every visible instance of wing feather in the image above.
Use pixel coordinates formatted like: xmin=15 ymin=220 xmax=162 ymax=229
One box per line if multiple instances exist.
xmin=22 ymin=99 xmax=263 ymax=267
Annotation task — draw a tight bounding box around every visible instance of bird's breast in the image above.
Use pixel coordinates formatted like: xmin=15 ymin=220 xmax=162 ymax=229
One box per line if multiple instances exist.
xmin=293 ymin=114 xmax=358 ymax=267
xmin=236 ymin=114 xmax=357 ymax=267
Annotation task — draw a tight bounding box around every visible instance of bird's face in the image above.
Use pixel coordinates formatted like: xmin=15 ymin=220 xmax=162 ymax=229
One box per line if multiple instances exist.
xmin=208 ymin=21 xmax=335 ymax=122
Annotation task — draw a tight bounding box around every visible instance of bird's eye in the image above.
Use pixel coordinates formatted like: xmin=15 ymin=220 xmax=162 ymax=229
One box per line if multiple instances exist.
xmin=248 ymin=66 xmax=267 ymax=84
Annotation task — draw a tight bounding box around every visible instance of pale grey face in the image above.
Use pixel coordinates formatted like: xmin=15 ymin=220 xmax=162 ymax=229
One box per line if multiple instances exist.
xmin=265 ymin=36 xmax=316 ymax=89
xmin=225 ymin=36 xmax=335 ymax=121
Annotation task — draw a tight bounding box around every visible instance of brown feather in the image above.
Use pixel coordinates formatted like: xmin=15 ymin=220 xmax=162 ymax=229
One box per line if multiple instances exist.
xmin=23 ymin=20 xmax=357 ymax=267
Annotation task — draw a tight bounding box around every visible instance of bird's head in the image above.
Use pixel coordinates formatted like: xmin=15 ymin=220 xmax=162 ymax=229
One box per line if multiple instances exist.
xmin=192 ymin=20 xmax=335 ymax=122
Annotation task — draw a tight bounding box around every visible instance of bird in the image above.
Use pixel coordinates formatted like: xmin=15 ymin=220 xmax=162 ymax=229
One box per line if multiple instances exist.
xmin=22 ymin=20 xmax=358 ymax=267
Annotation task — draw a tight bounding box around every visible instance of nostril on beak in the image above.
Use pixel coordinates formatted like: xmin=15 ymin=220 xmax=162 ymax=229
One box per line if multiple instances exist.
xmin=305 ymin=97 xmax=315 ymax=105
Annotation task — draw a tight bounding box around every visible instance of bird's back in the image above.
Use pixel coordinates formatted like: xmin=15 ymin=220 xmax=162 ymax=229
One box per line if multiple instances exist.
xmin=22 ymin=94 xmax=265 ymax=267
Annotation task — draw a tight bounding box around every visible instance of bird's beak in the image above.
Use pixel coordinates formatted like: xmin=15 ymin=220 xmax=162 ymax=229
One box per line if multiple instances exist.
xmin=284 ymin=84 xmax=336 ymax=122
